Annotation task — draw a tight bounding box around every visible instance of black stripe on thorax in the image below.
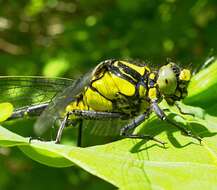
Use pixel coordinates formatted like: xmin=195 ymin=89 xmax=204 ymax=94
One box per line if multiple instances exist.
xmin=107 ymin=64 xmax=137 ymax=85
xmin=116 ymin=61 xmax=143 ymax=81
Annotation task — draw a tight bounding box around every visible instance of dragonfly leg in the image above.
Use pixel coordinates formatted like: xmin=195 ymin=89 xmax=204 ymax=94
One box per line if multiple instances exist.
xmin=120 ymin=113 xmax=166 ymax=145
xmin=151 ymin=100 xmax=202 ymax=143
xmin=55 ymin=110 xmax=126 ymax=144
xmin=70 ymin=110 xmax=126 ymax=120
xmin=77 ymin=120 xmax=83 ymax=147
xmin=55 ymin=113 xmax=70 ymax=144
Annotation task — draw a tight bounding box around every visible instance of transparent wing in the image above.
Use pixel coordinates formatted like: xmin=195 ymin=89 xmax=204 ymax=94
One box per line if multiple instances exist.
xmin=34 ymin=71 xmax=93 ymax=135
xmin=83 ymin=118 xmax=131 ymax=136
xmin=34 ymin=59 xmax=148 ymax=137
xmin=0 ymin=76 xmax=74 ymax=109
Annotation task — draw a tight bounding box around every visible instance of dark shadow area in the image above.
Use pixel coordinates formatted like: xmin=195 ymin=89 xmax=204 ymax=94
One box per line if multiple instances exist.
xmin=130 ymin=113 xmax=217 ymax=153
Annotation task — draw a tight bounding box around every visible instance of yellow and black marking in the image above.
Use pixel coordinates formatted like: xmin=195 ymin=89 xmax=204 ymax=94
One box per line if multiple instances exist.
xmin=6 ymin=59 xmax=201 ymax=146
xmin=53 ymin=59 xmax=201 ymax=145
xmin=66 ymin=60 xmax=153 ymax=117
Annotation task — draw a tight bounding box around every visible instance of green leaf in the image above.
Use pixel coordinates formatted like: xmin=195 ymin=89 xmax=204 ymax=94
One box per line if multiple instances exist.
xmin=185 ymin=59 xmax=217 ymax=111
xmin=0 ymin=110 xmax=217 ymax=189
xmin=0 ymin=60 xmax=217 ymax=189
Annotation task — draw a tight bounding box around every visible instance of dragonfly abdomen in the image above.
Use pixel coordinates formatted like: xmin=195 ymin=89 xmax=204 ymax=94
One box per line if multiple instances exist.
xmin=8 ymin=103 xmax=49 ymax=120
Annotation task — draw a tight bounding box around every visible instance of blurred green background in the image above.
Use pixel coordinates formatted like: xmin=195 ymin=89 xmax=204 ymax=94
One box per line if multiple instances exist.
xmin=0 ymin=0 xmax=216 ymax=189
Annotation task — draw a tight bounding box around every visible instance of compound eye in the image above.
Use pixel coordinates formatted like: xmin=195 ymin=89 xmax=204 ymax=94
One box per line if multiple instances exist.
xmin=157 ymin=65 xmax=177 ymax=95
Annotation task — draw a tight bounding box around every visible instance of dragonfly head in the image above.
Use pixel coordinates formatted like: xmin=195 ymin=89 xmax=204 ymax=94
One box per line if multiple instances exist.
xmin=156 ymin=62 xmax=191 ymax=105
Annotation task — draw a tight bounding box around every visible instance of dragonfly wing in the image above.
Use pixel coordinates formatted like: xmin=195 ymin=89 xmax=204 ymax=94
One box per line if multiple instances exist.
xmin=0 ymin=76 xmax=73 ymax=109
xmin=34 ymin=71 xmax=93 ymax=135
xmin=83 ymin=118 xmax=131 ymax=136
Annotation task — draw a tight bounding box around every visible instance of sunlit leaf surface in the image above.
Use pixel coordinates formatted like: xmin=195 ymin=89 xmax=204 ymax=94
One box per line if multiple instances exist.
xmin=0 ymin=60 xmax=217 ymax=189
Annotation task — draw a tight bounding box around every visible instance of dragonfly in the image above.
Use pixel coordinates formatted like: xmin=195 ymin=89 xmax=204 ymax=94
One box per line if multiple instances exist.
xmin=1 ymin=59 xmax=202 ymax=146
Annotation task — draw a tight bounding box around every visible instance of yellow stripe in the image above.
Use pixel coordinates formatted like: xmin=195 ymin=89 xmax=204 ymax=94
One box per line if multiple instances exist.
xmin=84 ymin=88 xmax=113 ymax=111
xmin=92 ymin=72 xmax=136 ymax=98
xmin=149 ymin=73 xmax=155 ymax=80
xmin=115 ymin=60 xmax=149 ymax=76
xmin=148 ymin=88 xmax=157 ymax=100
xmin=179 ymin=69 xmax=191 ymax=81
xmin=139 ymin=85 xmax=146 ymax=97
